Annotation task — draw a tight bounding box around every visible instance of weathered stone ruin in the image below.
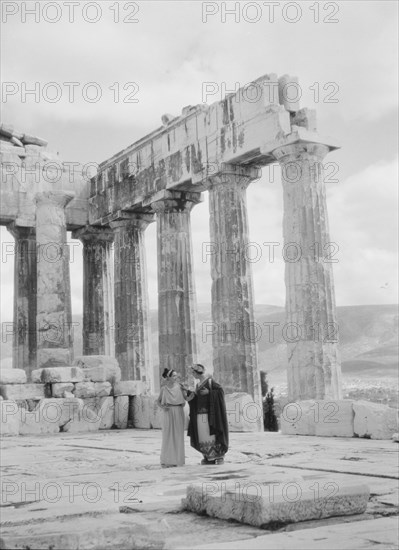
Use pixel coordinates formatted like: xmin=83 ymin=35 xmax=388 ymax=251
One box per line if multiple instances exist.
xmin=1 ymin=73 xmax=397 ymax=438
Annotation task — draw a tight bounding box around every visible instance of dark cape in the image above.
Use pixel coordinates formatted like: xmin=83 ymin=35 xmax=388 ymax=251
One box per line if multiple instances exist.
xmin=187 ymin=378 xmax=229 ymax=455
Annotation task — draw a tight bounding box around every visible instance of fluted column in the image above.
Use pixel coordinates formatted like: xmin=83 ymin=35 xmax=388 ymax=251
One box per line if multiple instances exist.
xmin=206 ymin=165 xmax=262 ymax=415
xmin=35 ymin=191 xmax=74 ymax=369
xmin=152 ymin=191 xmax=201 ymax=383
xmin=7 ymin=223 xmax=37 ymax=380
xmin=72 ymin=226 xmax=114 ymax=356
xmin=273 ymin=141 xmax=342 ymax=401
xmin=110 ymin=214 xmax=154 ymax=388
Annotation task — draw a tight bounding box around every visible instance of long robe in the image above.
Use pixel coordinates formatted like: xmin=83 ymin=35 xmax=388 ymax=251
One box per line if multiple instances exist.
xmin=157 ymin=383 xmax=186 ymax=466
xmin=187 ymin=377 xmax=229 ymax=461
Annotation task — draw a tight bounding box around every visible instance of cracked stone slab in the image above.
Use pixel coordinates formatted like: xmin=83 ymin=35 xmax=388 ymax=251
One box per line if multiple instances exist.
xmin=182 ymin=480 xmax=370 ymax=528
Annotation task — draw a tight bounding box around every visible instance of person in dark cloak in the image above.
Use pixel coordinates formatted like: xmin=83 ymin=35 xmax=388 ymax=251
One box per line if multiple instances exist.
xmin=186 ymin=363 xmax=229 ymax=465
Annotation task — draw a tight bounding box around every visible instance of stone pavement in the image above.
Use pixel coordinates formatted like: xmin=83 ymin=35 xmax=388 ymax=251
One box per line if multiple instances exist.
xmin=0 ymin=430 xmax=398 ymax=549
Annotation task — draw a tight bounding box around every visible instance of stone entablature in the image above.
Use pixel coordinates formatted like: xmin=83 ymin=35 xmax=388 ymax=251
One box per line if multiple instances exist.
xmin=89 ymin=74 xmax=337 ymax=225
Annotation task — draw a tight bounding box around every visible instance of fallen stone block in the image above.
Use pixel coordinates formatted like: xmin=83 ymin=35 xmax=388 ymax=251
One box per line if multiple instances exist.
xmin=392 ymin=433 xmax=399 ymax=442
xmin=131 ymin=395 xmax=150 ymax=429
xmin=281 ymin=400 xmax=355 ymax=437
xmin=113 ymin=380 xmax=146 ymax=396
xmin=32 ymin=366 xmax=85 ymax=384
xmin=82 ymin=366 xmax=107 ymax=382
xmin=61 ymin=405 xmax=101 ymax=433
xmin=36 ymin=348 xmax=72 ymax=369
xmin=83 ymin=396 xmax=114 ymax=429
xmin=0 ymin=401 xmax=20 ymax=436
xmin=182 ymin=481 xmax=370 ymax=528
xmin=94 ymin=382 xmax=112 ymax=397
xmin=114 ymin=396 xmax=129 ymax=429
xmin=130 ymin=395 xmax=163 ymax=429
xmin=74 ymin=381 xmax=96 ymax=398
xmin=0 ymin=383 xmax=48 ymax=401
xmin=74 ymin=355 xmax=121 ymax=384
xmin=19 ymin=409 xmax=60 ymax=435
xmin=353 ymin=401 xmax=399 ymax=440
xmin=0 ymin=369 xmax=27 ymax=384
xmin=52 ymin=382 xmax=74 ymax=398
xmin=19 ymin=398 xmax=83 ymax=431
xmin=225 ymin=393 xmax=262 ymax=432
xmin=21 ymin=133 xmax=48 ymax=147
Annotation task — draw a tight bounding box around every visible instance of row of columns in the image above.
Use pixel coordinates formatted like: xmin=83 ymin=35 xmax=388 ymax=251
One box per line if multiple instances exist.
xmin=7 ymin=140 xmax=342 ymax=403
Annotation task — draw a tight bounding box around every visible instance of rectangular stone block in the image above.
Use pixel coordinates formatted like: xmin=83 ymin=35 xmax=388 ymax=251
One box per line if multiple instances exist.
xmin=131 ymin=395 xmax=150 ymax=429
xmin=83 ymin=397 xmax=114 ymax=429
xmin=353 ymin=401 xmax=399 ymax=440
xmin=114 ymin=396 xmax=129 ymax=429
xmin=36 ymin=348 xmax=72 ymax=369
xmin=19 ymin=410 xmax=60 ymax=435
xmin=225 ymin=392 xmax=262 ymax=432
xmin=74 ymin=381 xmax=96 ymax=398
xmin=0 ymin=401 xmax=20 ymax=436
xmin=130 ymin=395 xmax=163 ymax=429
xmin=32 ymin=366 xmax=85 ymax=384
xmin=113 ymin=380 xmax=146 ymax=396
xmin=74 ymin=356 xmax=121 ymax=383
xmin=0 ymin=369 xmax=27 ymax=384
xmin=20 ymin=398 xmax=83 ymax=430
xmin=94 ymin=382 xmax=112 ymax=397
xmin=52 ymin=383 xmax=74 ymax=398
xmin=182 ymin=481 xmax=370 ymax=528
xmin=0 ymin=384 xmax=48 ymax=401
xmin=281 ymin=400 xmax=355 ymax=437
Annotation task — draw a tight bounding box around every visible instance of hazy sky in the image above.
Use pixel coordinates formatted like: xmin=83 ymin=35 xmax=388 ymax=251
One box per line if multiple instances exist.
xmin=1 ymin=0 xmax=398 ymax=320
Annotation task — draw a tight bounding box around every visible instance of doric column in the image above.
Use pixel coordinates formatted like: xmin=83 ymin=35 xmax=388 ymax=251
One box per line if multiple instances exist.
xmin=206 ymin=165 xmax=262 ymax=413
xmin=110 ymin=214 xmax=154 ymax=387
xmin=152 ymin=191 xmax=201 ymax=384
xmin=273 ymin=141 xmax=342 ymax=401
xmin=72 ymin=226 xmax=114 ymax=356
xmin=34 ymin=191 xmax=74 ymax=369
xmin=7 ymin=223 xmax=37 ymax=380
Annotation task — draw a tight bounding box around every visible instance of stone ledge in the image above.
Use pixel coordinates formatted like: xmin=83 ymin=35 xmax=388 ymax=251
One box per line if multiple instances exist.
xmin=182 ymin=481 xmax=370 ymax=528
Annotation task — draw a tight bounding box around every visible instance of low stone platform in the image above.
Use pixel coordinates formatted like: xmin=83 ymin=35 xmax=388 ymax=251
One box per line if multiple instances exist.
xmin=0 ymin=431 xmax=398 ymax=549
xmin=183 ymin=482 xmax=370 ymax=528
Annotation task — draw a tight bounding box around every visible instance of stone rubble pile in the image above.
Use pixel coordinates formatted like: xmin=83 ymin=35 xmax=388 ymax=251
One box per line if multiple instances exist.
xmin=0 ymin=356 xmax=163 ymax=436
xmin=0 ymin=123 xmax=49 ymax=158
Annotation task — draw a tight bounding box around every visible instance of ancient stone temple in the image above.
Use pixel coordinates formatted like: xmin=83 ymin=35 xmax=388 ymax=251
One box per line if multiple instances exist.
xmin=0 ymin=73 xmax=343 ymax=425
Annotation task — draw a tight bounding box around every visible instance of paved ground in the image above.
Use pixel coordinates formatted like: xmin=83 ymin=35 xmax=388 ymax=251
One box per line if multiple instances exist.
xmin=1 ymin=430 xmax=398 ymax=549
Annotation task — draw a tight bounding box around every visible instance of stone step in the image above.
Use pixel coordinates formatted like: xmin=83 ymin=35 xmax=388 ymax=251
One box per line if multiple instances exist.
xmin=182 ymin=480 xmax=370 ymax=528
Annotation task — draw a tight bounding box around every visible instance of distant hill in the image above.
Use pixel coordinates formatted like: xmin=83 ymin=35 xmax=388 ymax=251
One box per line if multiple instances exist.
xmin=2 ymin=304 xmax=398 ymax=390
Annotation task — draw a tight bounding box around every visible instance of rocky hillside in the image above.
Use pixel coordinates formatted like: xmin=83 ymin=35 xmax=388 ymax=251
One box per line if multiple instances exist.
xmin=2 ymin=304 xmax=397 ymax=390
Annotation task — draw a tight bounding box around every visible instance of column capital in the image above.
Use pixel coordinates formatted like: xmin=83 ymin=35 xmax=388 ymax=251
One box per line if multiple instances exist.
xmin=72 ymin=225 xmax=114 ymax=243
xmin=34 ymin=191 xmax=75 ymax=209
xmin=7 ymin=222 xmax=35 ymax=240
xmin=204 ymin=164 xmax=261 ymax=191
xmin=149 ymin=190 xmax=203 ymax=214
xmin=110 ymin=212 xmax=155 ymax=231
xmin=272 ymin=141 xmax=330 ymax=163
